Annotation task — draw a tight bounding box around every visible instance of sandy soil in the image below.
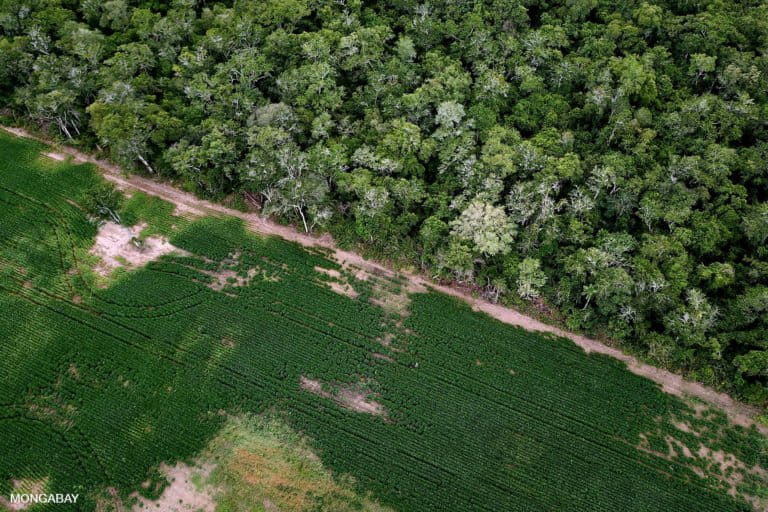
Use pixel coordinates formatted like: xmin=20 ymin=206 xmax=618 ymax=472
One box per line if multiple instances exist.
xmin=314 ymin=266 xmax=342 ymax=280
xmin=313 ymin=265 xmax=359 ymax=298
xmin=130 ymin=462 xmax=218 ymax=512
xmin=3 ymin=125 xmax=765 ymax=434
xmin=89 ymin=221 xmax=189 ymax=277
xmin=42 ymin=151 xmax=67 ymax=161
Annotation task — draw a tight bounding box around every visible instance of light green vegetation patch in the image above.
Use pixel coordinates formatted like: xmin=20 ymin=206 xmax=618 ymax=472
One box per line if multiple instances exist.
xmin=202 ymin=414 xmax=392 ymax=512
xmin=0 ymin=133 xmax=766 ymax=512
xmin=119 ymin=191 xmax=192 ymax=237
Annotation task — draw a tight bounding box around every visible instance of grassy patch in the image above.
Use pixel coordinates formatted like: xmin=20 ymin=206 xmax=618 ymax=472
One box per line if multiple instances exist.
xmin=119 ymin=191 xmax=189 ymax=236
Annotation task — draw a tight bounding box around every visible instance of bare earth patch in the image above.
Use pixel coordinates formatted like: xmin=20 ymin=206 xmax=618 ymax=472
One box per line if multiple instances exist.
xmin=131 ymin=462 xmax=218 ymax=512
xmin=328 ymin=281 xmax=359 ymax=298
xmin=194 ymin=252 xmax=279 ymax=292
xmin=314 ymin=262 xmax=419 ymax=317
xmin=314 ymin=266 xmax=359 ymax=299
xmin=89 ymin=221 xmax=190 ymax=277
xmin=314 ymin=266 xmax=341 ymax=280
xmin=43 ymin=151 xmax=68 ymax=161
xmin=300 ymin=376 xmax=385 ymax=416
xmin=172 ymin=202 xmax=206 ymax=219
xmin=0 ymin=478 xmax=49 ymax=511
xmin=3 ymin=125 xmax=764 ymax=434
xmin=90 ymin=486 xmax=125 ymax=512
xmin=342 ymin=261 xmax=426 ymax=318
xmin=203 ymin=268 xmax=255 ymax=291
xmin=636 ymin=419 xmax=768 ymax=511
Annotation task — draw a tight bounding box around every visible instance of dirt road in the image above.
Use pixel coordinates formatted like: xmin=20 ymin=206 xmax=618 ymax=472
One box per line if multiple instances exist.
xmin=3 ymin=125 xmax=765 ymax=434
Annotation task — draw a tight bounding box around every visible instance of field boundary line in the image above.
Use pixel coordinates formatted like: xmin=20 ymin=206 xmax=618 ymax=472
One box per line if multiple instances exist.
xmin=2 ymin=124 xmax=765 ymax=434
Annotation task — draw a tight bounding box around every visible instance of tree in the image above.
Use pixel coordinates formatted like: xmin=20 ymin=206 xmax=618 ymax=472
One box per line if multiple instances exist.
xmin=664 ymin=289 xmax=720 ymax=358
xmin=166 ymin=120 xmax=241 ymax=193
xmin=0 ymin=37 xmax=32 ymax=101
xmin=440 ymin=241 xmax=475 ymax=282
xmin=733 ymin=351 xmax=768 ymax=378
xmin=57 ymin=22 xmax=105 ymax=66
xmin=88 ymin=82 xmax=179 ymax=174
xmin=451 ymin=200 xmax=515 ymax=257
xmin=688 ymin=53 xmax=716 ymax=86
xmin=517 ymin=258 xmax=547 ymax=300
xmin=242 ymin=122 xmax=334 ymax=232
xmin=26 ymin=89 xmax=81 ymax=139
xmin=743 ymin=203 xmax=768 ymax=246
xmin=101 ymin=43 xmax=155 ymax=82
xmin=82 ymin=182 xmax=122 ymax=223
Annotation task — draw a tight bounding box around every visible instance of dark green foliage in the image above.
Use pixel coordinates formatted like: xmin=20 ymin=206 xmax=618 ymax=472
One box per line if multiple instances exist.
xmin=81 ymin=181 xmax=122 ymax=223
xmin=0 ymin=133 xmax=765 ymax=511
xmin=118 ymin=191 xmax=177 ymax=230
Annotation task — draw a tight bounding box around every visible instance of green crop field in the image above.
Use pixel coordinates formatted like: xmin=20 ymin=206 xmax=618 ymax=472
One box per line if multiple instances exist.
xmin=0 ymin=132 xmax=765 ymax=511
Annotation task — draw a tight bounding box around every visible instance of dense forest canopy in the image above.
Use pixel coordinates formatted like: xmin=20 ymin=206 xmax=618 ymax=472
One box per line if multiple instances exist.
xmin=1 ymin=0 xmax=766 ymax=402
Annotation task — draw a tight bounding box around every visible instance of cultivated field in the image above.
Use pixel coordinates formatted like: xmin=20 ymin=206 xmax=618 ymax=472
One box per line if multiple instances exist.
xmin=0 ymin=132 xmax=766 ymax=511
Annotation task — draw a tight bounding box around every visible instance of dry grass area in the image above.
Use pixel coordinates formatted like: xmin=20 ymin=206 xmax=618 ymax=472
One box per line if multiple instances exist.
xmin=206 ymin=415 xmax=392 ymax=512
xmin=203 ymin=268 xmax=256 ymax=292
xmin=92 ymin=487 xmax=125 ymax=512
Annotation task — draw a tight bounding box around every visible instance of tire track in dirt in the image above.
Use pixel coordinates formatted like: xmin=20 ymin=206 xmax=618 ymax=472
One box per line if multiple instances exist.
xmin=3 ymin=125 xmax=765 ymax=434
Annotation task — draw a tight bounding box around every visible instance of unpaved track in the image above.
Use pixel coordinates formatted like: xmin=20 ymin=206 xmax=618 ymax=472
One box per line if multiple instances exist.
xmin=3 ymin=125 xmax=766 ymax=434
